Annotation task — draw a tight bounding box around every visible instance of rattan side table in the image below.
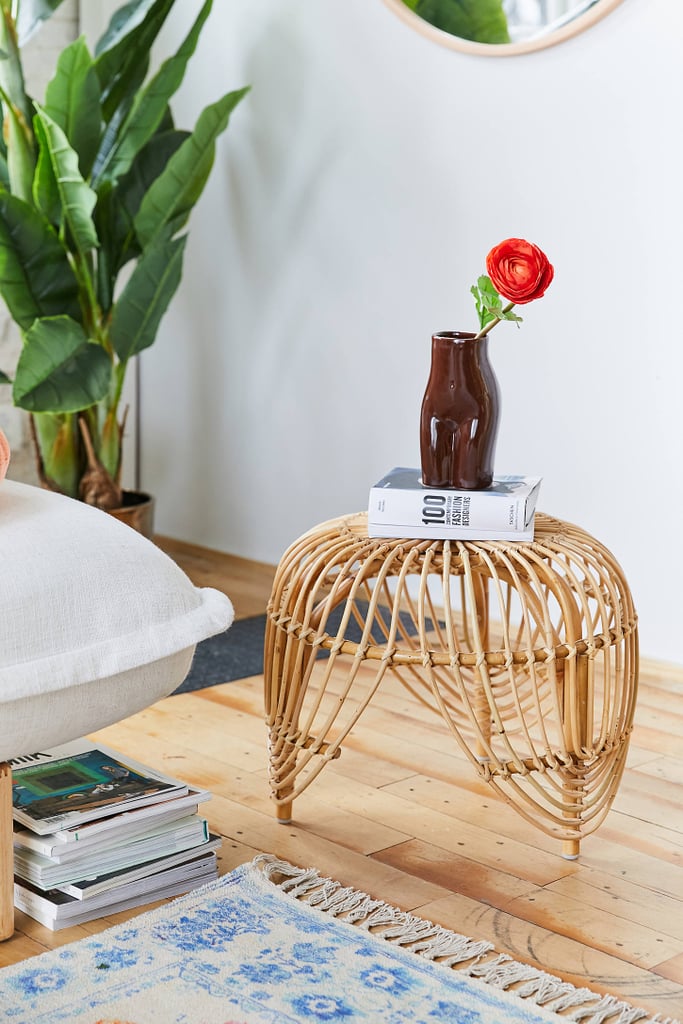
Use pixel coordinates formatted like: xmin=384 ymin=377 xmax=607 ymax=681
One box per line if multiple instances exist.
xmin=264 ymin=512 xmax=638 ymax=858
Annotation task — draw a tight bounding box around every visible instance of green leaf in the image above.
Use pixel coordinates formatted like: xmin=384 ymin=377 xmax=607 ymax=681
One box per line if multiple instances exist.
xmin=412 ymin=0 xmax=510 ymax=44
xmin=93 ymin=129 xmax=190 ymax=304
xmin=0 ymin=7 xmax=34 ymax=125
xmin=99 ymin=403 xmax=122 ymax=480
xmin=0 ymin=369 xmax=10 ymax=383
xmin=110 ymin=232 xmax=186 ymax=361
xmin=134 ymin=87 xmax=249 ymax=248
xmin=0 ymin=139 xmax=13 ymax=190
xmin=116 ymin=128 xmax=190 ymax=230
xmin=44 ymin=36 xmax=102 ymax=178
xmin=13 ymin=316 xmax=111 ymax=413
xmin=499 ymin=308 xmax=523 ymax=324
xmin=94 ymin=0 xmax=213 ymax=184
xmin=94 ymin=0 xmax=162 ymax=56
xmin=94 ymin=0 xmax=177 ymax=123
xmin=32 ymin=107 xmax=99 ymax=258
xmin=31 ymin=410 xmax=81 ymax=497
xmin=0 ymin=7 xmax=36 ymax=199
xmin=16 ymin=0 xmax=69 ymax=46
xmin=471 ymin=275 xmax=502 ymax=330
xmin=0 ymin=190 xmax=81 ymax=329
xmin=31 ymin=116 xmax=61 ymax=225
xmin=1 ymin=100 xmax=35 ymax=202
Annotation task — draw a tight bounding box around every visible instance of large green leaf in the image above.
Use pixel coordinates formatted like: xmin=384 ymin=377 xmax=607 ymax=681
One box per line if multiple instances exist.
xmin=0 ymin=98 xmax=35 ymax=203
xmin=94 ymin=0 xmax=161 ymax=56
xmin=31 ymin=114 xmax=61 ymax=226
xmin=134 ymin=87 xmax=249 ymax=248
xmin=15 ymin=0 xmax=69 ymax=46
xmin=0 ymin=5 xmax=34 ymax=125
xmin=32 ymin=107 xmax=99 ymax=258
xmin=94 ymin=0 xmax=213 ymax=185
xmin=31 ymin=410 xmax=81 ymax=497
xmin=98 ymin=402 xmax=123 ymax=480
xmin=0 ymin=4 xmax=36 ymax=203
xmin=44 ymin=37 xmax=102 ymax=178
xmin=0 ymin=148 xmax=8 ymax=191
xmin=95 ymin=128 xmax=190 ymax=288
xmin=110 ymin=232 xmax=186 ymax=361
xmin=13 ymin=316 xmax=111 ymax=413
xmin=117 ymin=128 xmax=190 ymax=226
xmin=94 ymin=0 xmax=176 ymax=123
xmin=412 ymin=0 xmax=510 ymax=43
xmin=0 ymin=190 xmax=80 ymax=329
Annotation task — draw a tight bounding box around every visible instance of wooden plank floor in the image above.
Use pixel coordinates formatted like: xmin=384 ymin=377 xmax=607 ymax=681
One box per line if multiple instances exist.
xmin=2 ymin=540 xmax=683 ymax=1020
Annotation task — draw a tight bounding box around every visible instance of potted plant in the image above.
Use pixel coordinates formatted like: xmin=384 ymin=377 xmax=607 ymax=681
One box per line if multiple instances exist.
xmin=0 ymin=0 xmax=248 ymax=524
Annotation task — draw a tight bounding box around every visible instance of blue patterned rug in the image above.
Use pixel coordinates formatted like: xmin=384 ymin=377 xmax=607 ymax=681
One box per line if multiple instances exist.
xmin=0 ymin=856 xmax=675 ymax=1024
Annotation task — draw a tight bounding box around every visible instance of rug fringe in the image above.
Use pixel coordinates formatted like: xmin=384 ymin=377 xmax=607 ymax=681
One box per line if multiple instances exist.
xmin=254 ymin=855 xmax=680 ymax=1024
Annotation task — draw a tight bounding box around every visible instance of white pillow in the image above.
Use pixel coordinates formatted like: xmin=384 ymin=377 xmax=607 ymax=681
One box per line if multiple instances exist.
xmin=0 ymin=480 xmax=234 ymax=759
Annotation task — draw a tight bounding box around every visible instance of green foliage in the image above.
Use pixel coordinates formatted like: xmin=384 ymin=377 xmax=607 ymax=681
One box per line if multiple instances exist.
xmin=16 ymin=1 xmax=70 ymax=46
xmin=411 ymin=0 xmax=510 ymax=44
xmin=471 ymin=275 xmax=523 ymax=330
xmin=13 ymin=316 xmax=111 ymax=412
xmin=0 ymin=0 xmax=248 ymax=505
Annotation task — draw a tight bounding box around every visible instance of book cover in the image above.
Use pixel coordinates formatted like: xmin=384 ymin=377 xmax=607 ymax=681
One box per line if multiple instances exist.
xmin=10 ymin=739 xmax=189 ymax=835
xmin=368 ymin=468 xmax=542 ymax=539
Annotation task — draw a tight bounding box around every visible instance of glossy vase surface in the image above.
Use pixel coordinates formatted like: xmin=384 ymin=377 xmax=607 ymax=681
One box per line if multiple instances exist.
xmin=419 ymin=331 xmax=500 ymax=490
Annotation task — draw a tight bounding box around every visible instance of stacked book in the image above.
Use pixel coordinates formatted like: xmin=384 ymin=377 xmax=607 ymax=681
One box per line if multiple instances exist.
xmin=11 ymin=739 xmax=221 ymax=930
xmin=368 ymin=467 xmax=542 ymax=541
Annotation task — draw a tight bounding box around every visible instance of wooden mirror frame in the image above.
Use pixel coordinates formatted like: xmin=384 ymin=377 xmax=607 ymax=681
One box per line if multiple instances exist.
xmin=381 ymin=0 xmax=625 ymax=56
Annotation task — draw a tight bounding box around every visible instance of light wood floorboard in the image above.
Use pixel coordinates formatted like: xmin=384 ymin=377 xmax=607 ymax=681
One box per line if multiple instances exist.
xmin=3 ymin=543 xmax=683 ymax=1020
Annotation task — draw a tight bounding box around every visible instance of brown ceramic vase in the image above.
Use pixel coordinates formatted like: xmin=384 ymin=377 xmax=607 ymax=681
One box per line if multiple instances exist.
xmin=419 ymin=331 xmax=500 ymax=490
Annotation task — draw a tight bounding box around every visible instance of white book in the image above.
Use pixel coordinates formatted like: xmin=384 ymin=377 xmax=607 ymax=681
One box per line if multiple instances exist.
xmin=11 ymin=739 xmax=190 ymax=835
xmin=13 ymin=788 xmax=211 ymax=860
xmin=14 ymin=852 xmax=218 ymax=930
xmin=368 ymin=468 xmax=542 ymax=540
xmin=14 ymin=815 xmax=210 ymax=888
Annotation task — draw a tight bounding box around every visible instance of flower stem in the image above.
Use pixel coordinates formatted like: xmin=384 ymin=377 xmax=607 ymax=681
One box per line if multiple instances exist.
xmin=475 ymin=301 xmax=515 ymax=339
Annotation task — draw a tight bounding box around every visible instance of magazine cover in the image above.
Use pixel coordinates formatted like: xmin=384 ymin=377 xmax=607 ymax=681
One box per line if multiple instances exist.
xmin=11 ymin=739 xmax=188 ymax=835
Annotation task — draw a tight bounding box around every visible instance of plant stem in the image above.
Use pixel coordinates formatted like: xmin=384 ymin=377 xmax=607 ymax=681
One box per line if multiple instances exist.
xmin=475 ymin=301 xmax=515 ymax=339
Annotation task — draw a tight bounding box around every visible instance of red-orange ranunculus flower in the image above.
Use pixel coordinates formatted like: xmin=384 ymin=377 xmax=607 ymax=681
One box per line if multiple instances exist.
xmin=485 ymin=238 xmax=554 ymax=305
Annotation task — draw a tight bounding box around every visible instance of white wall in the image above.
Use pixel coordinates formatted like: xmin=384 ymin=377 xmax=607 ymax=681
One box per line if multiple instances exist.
xmin=134 ymin=0 xmax=683 ymax=665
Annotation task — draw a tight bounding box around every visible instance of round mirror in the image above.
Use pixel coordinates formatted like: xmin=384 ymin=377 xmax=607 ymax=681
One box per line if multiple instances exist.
xmin=382 ymin=0 xmax=625 ymax=56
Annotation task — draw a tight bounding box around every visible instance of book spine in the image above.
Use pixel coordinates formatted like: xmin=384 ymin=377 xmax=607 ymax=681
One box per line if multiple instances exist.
xmin=369 ymin=488 xmax=530 ymax=532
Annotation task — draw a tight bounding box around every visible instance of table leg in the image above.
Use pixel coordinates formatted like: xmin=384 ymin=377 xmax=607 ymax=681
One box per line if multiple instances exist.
xmin=0 ymin=762 xmax=14 ymax=940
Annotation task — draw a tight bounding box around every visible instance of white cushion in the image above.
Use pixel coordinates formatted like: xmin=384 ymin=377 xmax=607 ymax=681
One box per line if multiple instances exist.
xmin=0 ymin=480 xmax=234 ymax=760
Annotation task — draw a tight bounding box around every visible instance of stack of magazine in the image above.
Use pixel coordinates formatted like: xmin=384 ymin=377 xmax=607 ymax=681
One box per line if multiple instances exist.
xmin=11 ymin=739 xmax=221 ymax=930
xmin=367 ymin=467 xmax=542 ymax=541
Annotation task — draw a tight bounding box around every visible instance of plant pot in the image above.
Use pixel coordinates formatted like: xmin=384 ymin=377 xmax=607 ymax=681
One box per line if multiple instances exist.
xmin=108 ymin=491 xmax=155 ymax=539
xmin=419 ymin=331 xmax=500 ymax=490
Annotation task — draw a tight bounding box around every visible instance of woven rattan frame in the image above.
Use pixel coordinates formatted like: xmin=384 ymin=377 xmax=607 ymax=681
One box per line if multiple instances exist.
xmin=264 ymin=512 xmax=638 ymax=858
